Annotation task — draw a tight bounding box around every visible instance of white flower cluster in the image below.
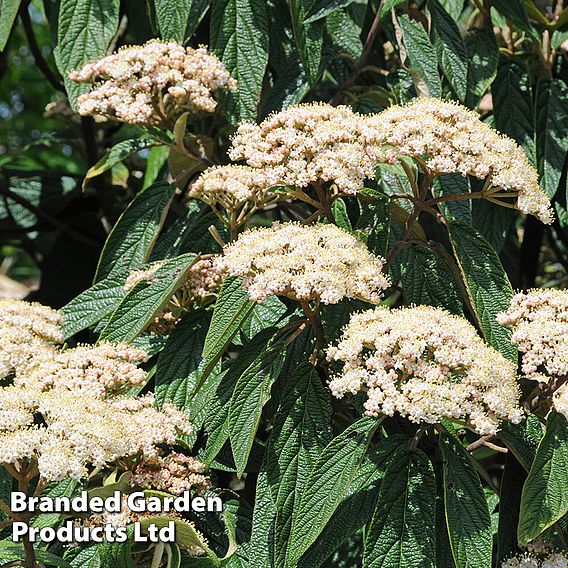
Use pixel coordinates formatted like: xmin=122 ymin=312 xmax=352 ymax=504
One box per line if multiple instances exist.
xmin=497 ymin=289 xmax=568 ymax=381
xmin=216 ymin=222 xmax=390 ymax=304
xmin=15 ymin=342 xmax=149 ymax=397
xmin=70 ymin=41 xmax=236 ymax=126
xmin=364 ymin=98 xmax=553 ymax=223
xmin=327 ymin=305 xmax=522 ymax=435
xmin=0 ymin=300 xmax=63 ymax=378
xmin=229 ymin=102 xmax=385 ymax=194
xmin=502 ymin=551 xmax=568 ymax=567
xmin=0 ymin=387 xmax=191 ymax=481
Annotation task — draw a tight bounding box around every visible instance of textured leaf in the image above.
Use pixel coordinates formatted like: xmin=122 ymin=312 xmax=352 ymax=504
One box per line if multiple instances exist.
xmin=289 ymin=0 xmax=325 ymax=84
xmin=248 ymin=471 xmax=276 ymax=567
xmin=83 ymin=139 xmax=159 ymax=189
xmin=287 ymin=416 xmax=381 ymax=566
xmin=448 ymin=221 xmax=516 ymax=361
xmin=236 ymin=295 xmax=288 ymax=344
xmin=518 ymin=412 xmax=568 ymax=545
xmin=54 ymin=0 xmax=120 ymax=107
xmin=100 ymin=253 xmax=196 ymax=343
xmin=0 ymin=0 xmax=21 ymax=51
xmin=356 ymin=190 xmax=390 ymax=258
xmin=364 ymin=444 xmax=436 ymax=568
xmin=491 ymin=0 xmax=537 ymax=39
xmin=229 ymin=342 xmax=286 ymax=477
xmin=299 ymin=437 xmax=405 ymax=568
xmin=210 ymin=0 xmax=269 ymax=122
xmin=379 ymin=0 xmax=406 ymax=20
xmin=499 ymin=415 xmax=543 ymax=472
xmin=267 ymin=364 xmax=333 ymax=566
xmin=60 ymin=271 xmax=127 ymax=338
xmin=440 ymin=434 xmax=492 ymax=568
xmin=472 ymin=199 xmax=515 ymax=253
xmin=204 ymin=328 xmax=277 ymax=463
xmin=398 ymin=14 xmax=442 ymax=98
xmin=492 ymin=58 xmax=535 ymax=163
xmin=153 ymin=0 xmax=191 ymax=41
xmin=155 ymin=311 xmax=210 ymax=409
xmin=433 ymin=174 xmax=472 ymax=222
xmin=95 ymin=182 xmax=175 ymax=282
xmin=430 ymin=0 xmax=468 ymax=101
xmin=465 ymin=27 xmax=498 ymax=104
xmin=304 ymin=0 xmax=356 ymax=23
xmin=186 ymin=0 xmax=211 ymax=39
xmin=535 ymin=78 xmax=568 ymax=198
xmin=399 ymin=243 xmax=463 ymax=314
xmin=0 ymin=542 xmax=72 ymax=567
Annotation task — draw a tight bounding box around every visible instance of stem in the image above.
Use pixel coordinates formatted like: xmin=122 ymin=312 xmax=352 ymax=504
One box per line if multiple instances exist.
xmin=427 ymin=190 xmax=486 ymax=205
xmin=300 ymin=300 xmax=326 ymax=365
xmin=17 ymin=476 xmax=36 ymax=568
xmin=385 ymin=203 xmax=421 ymax=268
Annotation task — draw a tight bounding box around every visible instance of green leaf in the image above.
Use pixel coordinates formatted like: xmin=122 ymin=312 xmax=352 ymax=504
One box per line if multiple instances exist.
xmin=497 ymin=452 xmax=526 ymax=563
xmin=200 ymin=277 xmax=255 ymax=376
xmin=204 ymin=327 xmax=278 ymax=463
xmin=465 ymin=27 xmax=498 ymax=105
xmin=0 ymin=0 xmax=21 ymax=51
xmin=288 ymin=0 xmax=325 ymax=85
xmin=210 ymin=0 xmax=269 ymax=122
xmin=448 ymin=220 xmax=516 ymax=361
xmin=229 ymin=342 xmax=286 ymax=477
xmin=267 ymin=364 xmax=333 ymax=566
xmin=379 ymin=0 xmax=407 ymax=20
xmin=518 ymin=412 xmax=568 ymax=545
xmin=0 ymin=541 xmax=72 ymax=567
xmin=430 ymin=0 xmax=468 ymax=101
xmin=364 ymin=444 xmax=436 ymax=568
xmin=236 ymin=295 xmax=288 ymax=344
xmin=492 ymin=58 xmax=535 ymax=163
xmin=286 ymin=416 xmax=381 ymax=566
xmin=472 ymin=199 xmax=514 ymax=253
xmin=356 ymin=190 xmax=390 ymax=258
xmin=95 ymin=182 xmax=175 ymax=282
xmin=304 ymin=0 xmax=356 ymax=23
xmin=83 ymin=139 xmax=160 ymax=189
xmin=398 ymin=14 xmax=442 ymax=98
xmin=153 ymin=0 xmax=191 ymax=41
xmin=299 ymin=437 xmax=405 ymax=568
xmin=247 ymin=471 xmax=276 ymax=567
xmin=499 ymin=415 xmax=543 ymax=472
xmin=54 ymin=0 xmax=120 ymax=107
xmin=491 ymin=0 xmax=537 ymax=39
xmin=440 ymin=434 xmax=492 ymax=568
xmin=535 ymin=78 xmax=568 ymax=198
xmin=155 ymin=311 xmax=210 ymax=409
xmin=100 ymin=253 xmax=196 ymax=343
xmin=61 ymin=271 xmax=127 ymax=339
xmin=186 ymin=0 xmax=211 ymax=39
xmin=433 ymin=174 xmax=472 ymax=223
xmin=399 ymin=243 xmax=463 ymax=314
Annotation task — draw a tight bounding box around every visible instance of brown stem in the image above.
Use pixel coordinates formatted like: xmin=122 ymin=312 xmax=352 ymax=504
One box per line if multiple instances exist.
xmin=17 ymin=476 xmax=36 ymax=568
xmin=385 ymin=203 xmax=421 ymax=268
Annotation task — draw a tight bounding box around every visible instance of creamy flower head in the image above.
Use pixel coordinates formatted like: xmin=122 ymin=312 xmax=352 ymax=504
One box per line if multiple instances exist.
xmin=364 ymin=98 xmax=553 ymax=223
xmin=216 ymin=222 xmax=390 ymax=304
xmin=0 ymin=386 xmax=191 ymax=482
xmin=502 ymin=551 xmax=568 ymax=567
xmin=15 ymin=342 xmax=149 ymax=398
xmin=70 ymin=41 xmax=236 ymax=126
xmin=0 ymin=300 xmax=63 ymax=378
xmin=497 ymin=289 xmax=568 ymax=381
xmin=190 ymin=165 xmax=282 ymax=206
xmin=229 ymin=102 xmax=385 ymax=194
xmin=327 ymin=305 xmax=522 ymax=435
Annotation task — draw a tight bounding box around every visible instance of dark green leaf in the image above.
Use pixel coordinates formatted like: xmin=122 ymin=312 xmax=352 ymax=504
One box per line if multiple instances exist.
xmin=54 ymin=0 xmax=120 ymax=107
xmin=448 ymin=220 xmax=516 ymax=360
xmin=398 ymin=14 xmax=442 ymax=98
xmin=153 ymin=0 xmax=191 ymax=41
xmin=267 ymin=364 xmax=333 ymax=566
xmin=95 ymin=182 xmax=175 ymax=282
xmin=465 ymin=27 xmax=498 ymax=105
xmin=364 ymin=444 xmax=436 ymax=568
xmin=499 ymin=415 xmax=543 ymax=472
xmin=535 ymin=78 xmax=568 ymax=198
xmin=440 ymin=434 xmax=492 ymax=568
xmin=518 ymin=412 xmax=568 ymax=545
xmin=379 ymin=0 xmax=407 ymax=20
xmin=99 ymin=253 xmax=196 ymax=342
xmin=433 ymin=174 xmax=472 ymax=223
xmin=399 ymin=243 xmax=463 ymax=314
xmin=491 ymin=0 xmax=537 ymax=39
xmin=304 ymin=0 xmax=356 ymax=23
xmin=210 ymin=0 xmax=269 ymax=122
xmin=229 ymin=342 xmax=286 ymax=477
xmin=0 ymin=0 xmax=21 ymax=51
xmin=430 ymin=0 xmax=468 ymax=101
xmin=286 ymin=416 xmax=381 ymax=566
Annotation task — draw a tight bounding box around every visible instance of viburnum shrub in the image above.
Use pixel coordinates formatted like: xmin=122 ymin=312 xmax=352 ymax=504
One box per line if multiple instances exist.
xmin=1 ymin=1 xmax=568 ymax=567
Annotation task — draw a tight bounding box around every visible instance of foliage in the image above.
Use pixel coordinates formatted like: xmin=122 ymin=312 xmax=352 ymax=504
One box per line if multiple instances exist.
xmin=1 ymin=1 xmax=568 ymax=567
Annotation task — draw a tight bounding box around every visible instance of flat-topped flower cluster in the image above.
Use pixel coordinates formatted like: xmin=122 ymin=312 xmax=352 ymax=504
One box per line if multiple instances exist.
xmin=327 ymin=305 xmax=523 ymax=435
